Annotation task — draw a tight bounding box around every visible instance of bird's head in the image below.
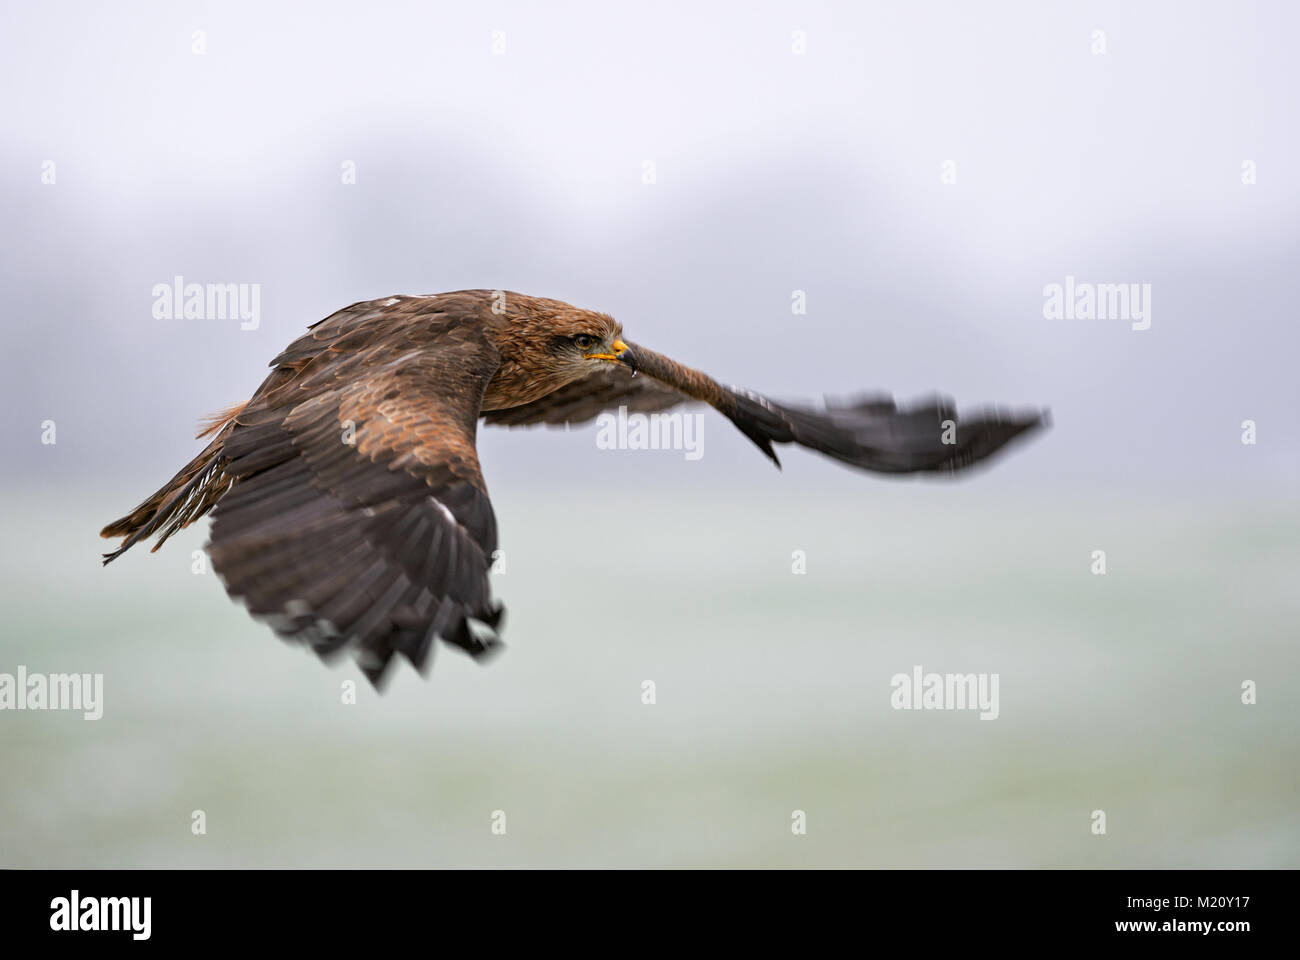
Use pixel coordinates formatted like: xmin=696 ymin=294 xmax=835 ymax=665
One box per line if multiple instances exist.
xmin=549 ymin=320 xmax=637 ymax=376
xmin=482 ymin=294 xmax=639 ymax=408
xmin=492 ymin=297 xmax=636 ymax=375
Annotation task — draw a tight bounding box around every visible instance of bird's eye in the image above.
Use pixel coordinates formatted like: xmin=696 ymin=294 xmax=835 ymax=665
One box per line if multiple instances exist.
xmin=573 ymin=334 xmax=597 ymax=351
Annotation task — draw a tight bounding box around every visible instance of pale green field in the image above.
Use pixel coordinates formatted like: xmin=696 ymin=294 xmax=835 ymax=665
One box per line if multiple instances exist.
xmin=2 ymin=482 xmax=1296 ymax=868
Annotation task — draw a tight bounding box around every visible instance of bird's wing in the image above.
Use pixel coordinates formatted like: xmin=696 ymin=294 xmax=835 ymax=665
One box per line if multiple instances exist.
xmin=208 ymin=332 xmax=504 ymax=687
xmin=481 ymin=363 xmax=691 ymax=425
xmin=485 ymin=341 xmax=1047 ymax=474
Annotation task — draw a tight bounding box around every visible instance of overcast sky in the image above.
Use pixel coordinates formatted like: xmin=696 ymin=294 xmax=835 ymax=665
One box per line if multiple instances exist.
xmin=2 ymin=0 xmax=1296 ymax=498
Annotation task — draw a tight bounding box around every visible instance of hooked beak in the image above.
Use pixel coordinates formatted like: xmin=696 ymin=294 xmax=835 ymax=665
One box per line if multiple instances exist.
xmin=585 ymin=339 xmax=637 ymax=374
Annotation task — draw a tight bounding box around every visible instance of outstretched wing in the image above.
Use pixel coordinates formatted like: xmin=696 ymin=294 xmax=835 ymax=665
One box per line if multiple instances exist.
xmin=208 ymin=316 xmax=505 ymax=687
xmin=485 ymin=342 xmax=1047 ymax=474
xmin=481 ymin=364 xmax=688 ymax=426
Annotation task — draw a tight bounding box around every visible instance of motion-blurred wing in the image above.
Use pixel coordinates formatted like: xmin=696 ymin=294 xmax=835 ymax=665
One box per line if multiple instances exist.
xmin=485 ymin=342 xmax=1047 ymax=475
xmin=716 ymin=387 xmax=1048 ymax=474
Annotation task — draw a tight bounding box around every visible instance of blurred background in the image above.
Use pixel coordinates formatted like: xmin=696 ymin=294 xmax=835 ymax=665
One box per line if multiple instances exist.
xmin=1 ymin=0 xmax=1296 ymax=867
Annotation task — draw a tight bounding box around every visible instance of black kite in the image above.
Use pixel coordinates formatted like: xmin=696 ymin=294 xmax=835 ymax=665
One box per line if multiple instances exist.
xmin=102 ymin=291 xmax=1046 ymax=686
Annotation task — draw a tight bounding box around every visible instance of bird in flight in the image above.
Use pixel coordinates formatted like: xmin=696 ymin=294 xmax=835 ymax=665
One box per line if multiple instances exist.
xmin=102 ymin=291 xmax=1046 ymax=686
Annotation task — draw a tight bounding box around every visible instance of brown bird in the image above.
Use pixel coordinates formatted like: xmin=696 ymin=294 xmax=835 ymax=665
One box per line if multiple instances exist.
xmin=101 ymin=290 xmax=1047 ymax=686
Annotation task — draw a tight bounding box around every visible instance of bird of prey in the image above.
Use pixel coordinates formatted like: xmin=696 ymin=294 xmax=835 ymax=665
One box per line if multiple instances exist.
xmin=101 ymin=290 xmax=1046 ymax=686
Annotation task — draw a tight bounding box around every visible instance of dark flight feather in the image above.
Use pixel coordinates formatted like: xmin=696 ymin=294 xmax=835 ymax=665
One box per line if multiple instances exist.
xmin=485 ymin=342 xmax=1047 ymax=475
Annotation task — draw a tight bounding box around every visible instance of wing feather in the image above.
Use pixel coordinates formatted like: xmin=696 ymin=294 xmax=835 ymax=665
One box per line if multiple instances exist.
xmin=482 ymin=364 xmax=690 ymax=426
xmin=201 ymin=300 xmax=506 ymax=687
xmin=484 ymin=341 xmax=1047 ymax=475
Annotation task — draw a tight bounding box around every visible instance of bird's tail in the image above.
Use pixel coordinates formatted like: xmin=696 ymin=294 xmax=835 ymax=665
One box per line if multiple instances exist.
xmin=99 ymin=407 xmax=243 ymax=563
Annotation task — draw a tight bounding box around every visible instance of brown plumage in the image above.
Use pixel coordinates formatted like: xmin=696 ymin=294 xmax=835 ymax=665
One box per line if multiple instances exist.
xmin=102 ymin=290 xmax=1047 ymax=687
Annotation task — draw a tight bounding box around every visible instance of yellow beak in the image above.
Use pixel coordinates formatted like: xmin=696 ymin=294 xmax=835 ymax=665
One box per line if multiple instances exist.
xmin=584 ymin=340 xmax=635 ymax=371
